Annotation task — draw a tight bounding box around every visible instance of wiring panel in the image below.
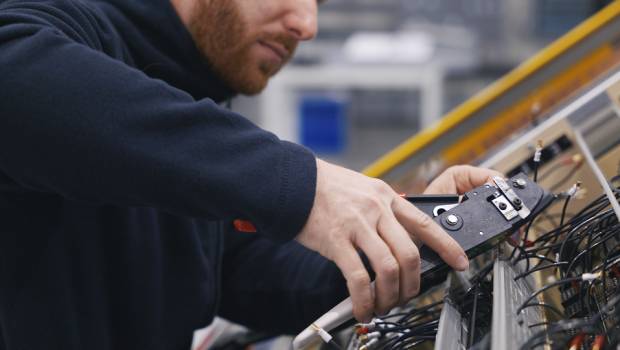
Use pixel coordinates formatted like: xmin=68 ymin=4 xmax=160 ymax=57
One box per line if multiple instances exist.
xmin=331 ymin=62 xmax=620 ymax=350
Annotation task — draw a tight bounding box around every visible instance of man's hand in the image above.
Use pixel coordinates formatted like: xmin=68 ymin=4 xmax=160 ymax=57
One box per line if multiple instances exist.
xmin=423 ymin=165 xmax=503 ymax=195
xmin=296 ymin=160 xmax=499 ymax=322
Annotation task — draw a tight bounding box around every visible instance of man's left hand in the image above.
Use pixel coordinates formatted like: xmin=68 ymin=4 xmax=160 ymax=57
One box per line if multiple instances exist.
xmin=423 ymin=165 xmax=503 ymax=195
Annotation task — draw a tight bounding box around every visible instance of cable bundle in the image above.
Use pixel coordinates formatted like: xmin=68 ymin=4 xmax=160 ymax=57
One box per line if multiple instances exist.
xmin=346 ymin=300 xmax=443 ymax=350
xmin=346 ymin=260 xmax=496 ymax=350
xmin=514 ymin=176 xmax=620 ymax=349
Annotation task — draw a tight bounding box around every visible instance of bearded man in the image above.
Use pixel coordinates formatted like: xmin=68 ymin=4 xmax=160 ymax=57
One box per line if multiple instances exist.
xmin=0 ymin=0 xmax=499 ymax=348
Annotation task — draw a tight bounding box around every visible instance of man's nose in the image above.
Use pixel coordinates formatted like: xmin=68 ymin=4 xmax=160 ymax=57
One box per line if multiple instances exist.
xmin=283 ymin=0 xmax=318 ymax=41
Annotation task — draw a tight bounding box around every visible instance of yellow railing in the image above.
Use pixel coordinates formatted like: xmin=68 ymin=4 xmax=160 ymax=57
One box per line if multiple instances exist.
xmin=363 ymin=1 xmax=620 ymax=178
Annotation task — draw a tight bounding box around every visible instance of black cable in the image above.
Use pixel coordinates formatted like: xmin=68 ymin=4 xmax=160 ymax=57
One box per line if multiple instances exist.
xmin=528 ymin=321 xmax=549 ymax=329
xmin=514 ymin=253 xmax=558 ymax=265
xmin=537 ymin=156 xmax=581 ymax=183
xmin=520 ymin=302 xmax=564 ymax=318
xmin=558 ymin=210 xmax=616 ymax=273
xmin=564 ymin=227 xmax=619 ymax=277
xmin=519 ymin=318 xmax=597 ymax=350
xmin=532 ymin=193 xmax=613 ymax=246
xmin=509 ymin=147 xmax=545 ymax=260
xmin=513 ymin=261 xmax=567 ymax=281
xmin=515 ymin=178 xmax=620 ymax=350
xmin=382 ymin=321 xmax=439 ymax=350
xmin=518 ymin=219 xmax=536 ymax=270
xmin=522 ymin=294 xmax=620 ymax=350
xmin=468 ymin=283 xmax=479 ymax=348
xmin=559 ymin=193 xmax=572 ymax=229
xmin=516 ymin=276 xmax=583 ymax=315
xmin=327 ymin=339 xmax=343 ymax=350
xmin=548 ymin=162 xmax=582 ymax=193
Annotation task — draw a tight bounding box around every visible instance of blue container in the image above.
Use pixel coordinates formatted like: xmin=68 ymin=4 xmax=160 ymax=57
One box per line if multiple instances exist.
xmin=299 ymin=96 xmax=347 ymax=154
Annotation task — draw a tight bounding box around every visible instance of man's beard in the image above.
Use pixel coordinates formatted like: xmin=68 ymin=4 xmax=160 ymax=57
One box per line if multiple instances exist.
xmin=188 ymin=0 xmax=297 ymax=95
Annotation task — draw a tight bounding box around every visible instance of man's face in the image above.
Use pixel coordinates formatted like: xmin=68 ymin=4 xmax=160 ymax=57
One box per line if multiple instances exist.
xmin=187 ymin=0 xmax=319 ymax=95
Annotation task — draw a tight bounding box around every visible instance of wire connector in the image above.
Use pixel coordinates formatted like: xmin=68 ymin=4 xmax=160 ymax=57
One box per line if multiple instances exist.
xmin=533 ymin=140 xmax=543 ymax=163
xmin=357 ymin=320 xmax=376 ymax=331
xmin=566 ymin=182 xmax=582 ymax=197
xmin=592 ymin=334 xmax=605 ymax=350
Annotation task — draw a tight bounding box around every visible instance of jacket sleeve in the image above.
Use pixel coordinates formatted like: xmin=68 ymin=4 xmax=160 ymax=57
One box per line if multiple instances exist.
xmin=218 ymin=225 xmax=349 ymax=334
xmin=0 ymin=5 xmax=316 ymax=242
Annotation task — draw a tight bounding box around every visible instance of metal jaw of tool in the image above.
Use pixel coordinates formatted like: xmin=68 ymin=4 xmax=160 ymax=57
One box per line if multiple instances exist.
xmin=292 ymin=173 xmax=555 ymax=349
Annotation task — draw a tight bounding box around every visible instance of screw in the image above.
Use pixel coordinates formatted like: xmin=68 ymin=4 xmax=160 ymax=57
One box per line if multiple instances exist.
xmin=498 ymin=202 xmax=507 ymax=210
xmin=513 ymin=198 xmax=522 ymax=208
xmin=513 ymin=179 xmax=527 ymax=188
xmin=446 ymin=214 xmax=459 ymax=226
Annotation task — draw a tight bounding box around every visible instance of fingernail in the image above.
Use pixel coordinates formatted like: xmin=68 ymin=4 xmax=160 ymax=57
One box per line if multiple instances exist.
xmin=456 ymin=254 xmax=469 ymax=270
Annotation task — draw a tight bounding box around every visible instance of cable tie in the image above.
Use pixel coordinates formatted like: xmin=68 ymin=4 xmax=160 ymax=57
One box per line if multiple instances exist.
xmin=310 ymin=323 xmax=333 ymax=344
xmin=567 ymin=182 xmax=582 ymax=197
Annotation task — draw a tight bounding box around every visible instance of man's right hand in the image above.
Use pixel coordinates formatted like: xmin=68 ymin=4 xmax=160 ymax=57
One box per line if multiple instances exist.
xmin=295 ymin=159 xmax=473 ymax=322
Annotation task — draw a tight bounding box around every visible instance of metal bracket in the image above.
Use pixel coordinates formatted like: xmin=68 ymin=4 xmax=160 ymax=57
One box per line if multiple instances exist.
xmin=493 ymin=176 xmax=531 ymax=219
xmin=491 ymin=193 xmax=518 ymax=221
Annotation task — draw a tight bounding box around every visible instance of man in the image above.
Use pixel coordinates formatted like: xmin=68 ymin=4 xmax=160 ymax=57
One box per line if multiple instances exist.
xmin=0 ymin=0 xmax=499 ymax=348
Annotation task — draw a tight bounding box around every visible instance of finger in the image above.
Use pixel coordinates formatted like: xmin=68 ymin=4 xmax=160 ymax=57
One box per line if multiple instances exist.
xmin=354 ymin=221 xmax=400 ymax=315
xmin=331 ymin=242 xmax=374 ymax=322
xmin=377 ymin=211 xmax=421 ymax=304
xmin=450 ymin=165 xmax=504 ymax=193
xmin=424 ymin=165 xmax=504 ymax=195
xmin=456 ymin=166 xmax=503 ymax=192
xmin=393 ymin=196 xmax=469 ymax=271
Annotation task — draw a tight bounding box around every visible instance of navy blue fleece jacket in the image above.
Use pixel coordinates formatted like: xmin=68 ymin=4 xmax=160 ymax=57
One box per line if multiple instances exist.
xmin=0 ymin=0 xmax=348 ymax=348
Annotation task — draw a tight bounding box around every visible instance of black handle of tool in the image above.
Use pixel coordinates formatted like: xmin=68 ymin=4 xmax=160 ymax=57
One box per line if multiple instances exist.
xmin=415 ymin=174 xmax=553 ymax=292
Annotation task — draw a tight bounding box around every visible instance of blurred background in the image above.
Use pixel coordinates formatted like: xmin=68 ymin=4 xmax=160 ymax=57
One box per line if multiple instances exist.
xmin=231 ymin=0 xmax=612 ymax=171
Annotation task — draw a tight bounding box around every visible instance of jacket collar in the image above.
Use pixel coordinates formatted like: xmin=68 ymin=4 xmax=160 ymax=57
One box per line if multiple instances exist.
xmin=96 ymin=0 xmax=236 ymax=102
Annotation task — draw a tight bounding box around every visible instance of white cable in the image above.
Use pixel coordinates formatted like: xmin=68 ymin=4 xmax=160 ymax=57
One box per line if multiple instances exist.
xmin=360 ymin=338 xmax=379 ymax=350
